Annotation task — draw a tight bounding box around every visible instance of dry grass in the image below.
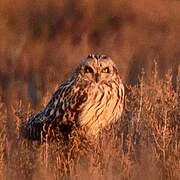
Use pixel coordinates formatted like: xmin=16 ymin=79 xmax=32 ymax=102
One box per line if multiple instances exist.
xmin=0 ymin=0 xmax=180 ymax=179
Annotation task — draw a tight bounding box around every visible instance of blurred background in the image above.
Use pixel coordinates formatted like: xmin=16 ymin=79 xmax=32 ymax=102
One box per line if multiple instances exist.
xmin=0 ymin=0 xmax=179 ymax=107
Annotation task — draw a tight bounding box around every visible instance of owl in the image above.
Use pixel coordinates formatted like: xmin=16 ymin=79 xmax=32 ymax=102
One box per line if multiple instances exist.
xmin=24 ymin=53 xmax=124 ymax=141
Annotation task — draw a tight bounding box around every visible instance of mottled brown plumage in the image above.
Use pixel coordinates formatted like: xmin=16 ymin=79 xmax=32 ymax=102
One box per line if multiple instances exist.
xmin=24 ymin=53 xmax=124 ymax=141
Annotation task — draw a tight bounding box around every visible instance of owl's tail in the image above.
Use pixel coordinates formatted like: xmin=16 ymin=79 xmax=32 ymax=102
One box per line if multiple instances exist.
xmin=22 ymin=112 xmax=44 ymax=141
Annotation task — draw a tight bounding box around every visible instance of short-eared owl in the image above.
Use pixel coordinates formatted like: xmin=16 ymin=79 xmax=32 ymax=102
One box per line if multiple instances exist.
xmin=24 ymin=53 xmax=124 ymax=141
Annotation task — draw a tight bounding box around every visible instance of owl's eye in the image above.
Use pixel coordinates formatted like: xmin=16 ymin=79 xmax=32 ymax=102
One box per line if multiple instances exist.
xmin=84 ymin=66 xmax=94 ymax=73
xmin=102 ymin=67 xmax=110 ymax=73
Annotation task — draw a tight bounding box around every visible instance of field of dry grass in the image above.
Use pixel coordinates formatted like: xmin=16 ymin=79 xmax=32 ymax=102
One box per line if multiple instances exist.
xmin=0 ymin=0 xmax=179 ymax=180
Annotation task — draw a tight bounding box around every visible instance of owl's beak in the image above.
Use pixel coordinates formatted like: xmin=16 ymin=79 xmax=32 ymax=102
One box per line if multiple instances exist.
xmin=94 ymin=73 xmax=99 ymax=83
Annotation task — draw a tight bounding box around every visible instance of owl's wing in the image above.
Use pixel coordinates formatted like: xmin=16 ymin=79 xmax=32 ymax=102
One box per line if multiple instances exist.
xmin=24 ymin=80 xmax=88 ymax=140
xmin=43 ymin=79 xmax=88 ymax=120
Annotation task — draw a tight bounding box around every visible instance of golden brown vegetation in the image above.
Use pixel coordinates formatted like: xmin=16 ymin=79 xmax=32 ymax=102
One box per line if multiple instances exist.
xmin=0 ymin=0 xmax=180 ymax=180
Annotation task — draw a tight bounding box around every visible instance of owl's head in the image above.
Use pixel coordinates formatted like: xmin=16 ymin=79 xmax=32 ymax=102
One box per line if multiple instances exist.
xmin=75 ymin=53 xmax=120 ymax=84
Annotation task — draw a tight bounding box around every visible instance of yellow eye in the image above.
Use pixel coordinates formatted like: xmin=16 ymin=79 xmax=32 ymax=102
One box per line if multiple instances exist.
xmin=84 ymin=66 xmax=94 ymax=73
xmin=102 ymin=67 xmax=110 ymax=73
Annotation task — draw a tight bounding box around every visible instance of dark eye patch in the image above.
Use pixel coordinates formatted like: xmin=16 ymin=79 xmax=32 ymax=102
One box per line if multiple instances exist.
xmin=102 ymin=67 xmax=110 ymax=73
xmin=84 ymin=66 xmax=94 ymax=73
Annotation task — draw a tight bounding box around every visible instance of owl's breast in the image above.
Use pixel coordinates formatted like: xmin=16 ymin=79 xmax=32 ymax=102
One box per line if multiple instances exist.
xmin=78 ymin=83 xmax=123 ymax=136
